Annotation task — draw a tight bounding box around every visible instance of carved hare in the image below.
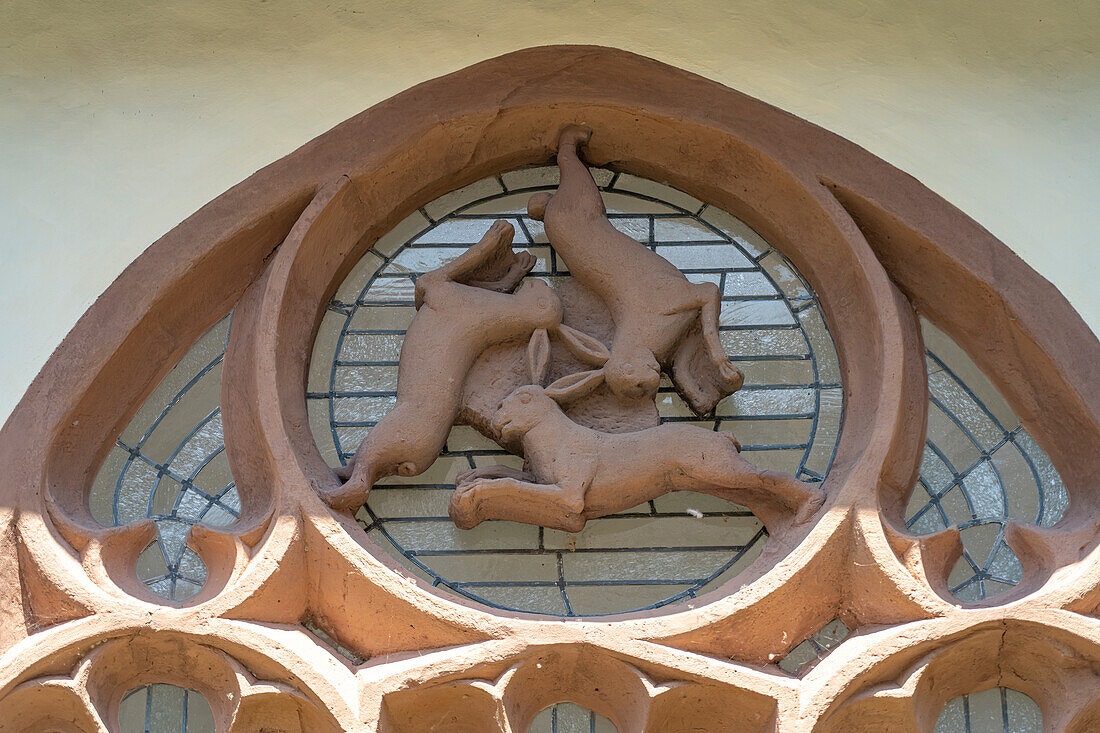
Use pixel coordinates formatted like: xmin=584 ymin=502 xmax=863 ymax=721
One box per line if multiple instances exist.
xmin=323 ymin=220 xmax=561 ymax=510
xmin=449 ymin=331 xmax=824 ymax=533
xmin=527 ymin=125 xmax=744 ymax=414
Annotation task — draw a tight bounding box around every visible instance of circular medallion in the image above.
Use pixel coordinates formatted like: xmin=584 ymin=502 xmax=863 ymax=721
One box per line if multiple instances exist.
xmin=308 ymin=167 xmax=842 ymax=616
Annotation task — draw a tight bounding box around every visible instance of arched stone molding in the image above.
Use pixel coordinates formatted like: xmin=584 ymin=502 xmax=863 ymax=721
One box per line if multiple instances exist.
xmin=1 ymin=45 xmax=1097 ymax=731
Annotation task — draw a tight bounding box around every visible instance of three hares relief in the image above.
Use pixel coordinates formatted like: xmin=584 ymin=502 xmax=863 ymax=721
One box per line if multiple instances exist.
xmin=320 ymin=126 xmax=824 ymax=533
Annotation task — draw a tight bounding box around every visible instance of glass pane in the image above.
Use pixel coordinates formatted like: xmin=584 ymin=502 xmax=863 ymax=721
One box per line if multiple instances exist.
xmin=312 ymin=172 xmax=843 ymax=616
xmin=934 ymin=687 xmax=1041 ymax=733
xmin=89 ymin=315 xmax=238 ymax=602
xmin=119 ymin=684 xmax=215 ymax=733
xmin=906 ymin=319 xmax=1067 ymax=602
xmin=777 ymin=618 xmax=850 ymax=675
xmin=529 ymin=702 xmax=618 ymax=733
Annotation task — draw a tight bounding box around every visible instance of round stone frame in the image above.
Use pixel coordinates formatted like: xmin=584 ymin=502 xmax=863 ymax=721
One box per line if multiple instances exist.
xmin=1 ymin=46 xmax=1098 ymax=731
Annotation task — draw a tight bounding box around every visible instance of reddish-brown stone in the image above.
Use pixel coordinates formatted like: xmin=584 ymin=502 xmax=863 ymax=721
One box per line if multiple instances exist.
xmin=0 ymin=45 xmax=1096 ymax=731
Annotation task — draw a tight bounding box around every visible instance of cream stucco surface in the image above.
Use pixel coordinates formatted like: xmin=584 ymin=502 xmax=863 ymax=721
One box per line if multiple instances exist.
xmin=1 ymin=0 xmax=1097 ymax=423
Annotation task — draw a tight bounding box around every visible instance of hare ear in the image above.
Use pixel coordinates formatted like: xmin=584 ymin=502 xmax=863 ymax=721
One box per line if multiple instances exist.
xmin=544 ymin=369 xmax=605 ymax=405
xmin=527 ymin=328 xmax=551 ymax=385
xmin=553 ymin=324 xmax=610 ymax=367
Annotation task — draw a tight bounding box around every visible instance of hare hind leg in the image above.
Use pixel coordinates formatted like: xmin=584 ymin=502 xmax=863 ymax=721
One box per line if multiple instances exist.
xmin=548 ymin=125 xmax=603 ymax=219
xmin=467 ymin=250 xmax=537 ymax=293
xmin=449 ymin=476 xmax=587 ymax=532
xmin=685 ymin=446 xmax=824 ymax=530
xmin=420 ymin=220 xmax=529 ymax=295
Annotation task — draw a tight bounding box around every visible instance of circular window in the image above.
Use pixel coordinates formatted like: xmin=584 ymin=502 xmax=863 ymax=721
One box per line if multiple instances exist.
xmin=308 ymin=167 xmax=843 ymax=616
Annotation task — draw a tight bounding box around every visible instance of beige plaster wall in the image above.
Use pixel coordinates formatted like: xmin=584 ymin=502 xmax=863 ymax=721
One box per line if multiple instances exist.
xmin=1 ymin=0 xmax=1097 ymax=424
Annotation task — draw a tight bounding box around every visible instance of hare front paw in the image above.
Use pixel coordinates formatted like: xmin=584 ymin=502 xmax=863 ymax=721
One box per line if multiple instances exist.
xmin=716 ymin=358 xmax=745 ymax=393
xmin=512 ymin=249 xmax=537 ymax=273
xmin=449 ymin=479 xmax=489 ymax=529
xmin=455 ymin=467 xmax=480 ymax=487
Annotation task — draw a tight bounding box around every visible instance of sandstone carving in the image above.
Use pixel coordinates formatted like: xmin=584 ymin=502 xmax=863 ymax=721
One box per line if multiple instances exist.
xmin=322 ymin=220 xmax=562 ymax=510
xmin=528 ymin=125 xmax=744 ymax=413
xmin=321 ymin=125 xmax=814 ymax=526
xmin=2 ymin=46 xmax=1097 ymax=732
xmin=327 ymin=126 xmax=809 ymax=532
xmin=449 ymin=330 xmax=824 ymax=533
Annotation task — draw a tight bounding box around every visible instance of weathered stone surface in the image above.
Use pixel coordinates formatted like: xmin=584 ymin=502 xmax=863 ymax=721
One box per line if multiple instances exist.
xmin=0 ymin=45 xmax=1097 ymax=731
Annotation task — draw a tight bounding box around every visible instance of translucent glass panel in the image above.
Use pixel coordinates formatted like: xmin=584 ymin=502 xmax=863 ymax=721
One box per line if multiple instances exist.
xmin=934 ymin=687 xmax=1042 ymax=733
xmin=303 ymin=618 xmax=366 ymax=665
xmin=777 ymin=618 xmax=850 ymax=676
xmin=529 ymin=703 xmax=618 ymax=733
xmin=89 ymin=316 xmax=239 ymax=601
xmin=310 ymin=168 xmax=843 ymax=616
xmin=905 ymin=319 xmax=1067 ymax=602
xmin=119 ymin=684 xmax=214 ymax=733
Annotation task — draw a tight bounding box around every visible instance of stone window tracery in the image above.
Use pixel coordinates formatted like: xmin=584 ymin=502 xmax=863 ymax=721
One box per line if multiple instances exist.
xmin=88 ymin=314 xmax=238 ymax=602
xmin=119 ymin=684 xmax=214 ymax=733
xmin=307 ymin=167 xmax=842 ymax=617
xmin=906 ymin=319 xmax=1067 ymax=602
xmin=934 ymin=688 xmax=1042 ymax=733
xmin=1 ymin=46 xmax=1097 ymax=732
xmin=530 ymin=703 xmax=617 ymax=733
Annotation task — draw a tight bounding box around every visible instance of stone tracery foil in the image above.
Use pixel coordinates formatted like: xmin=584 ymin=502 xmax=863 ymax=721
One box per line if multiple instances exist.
xmin=1 ymin=45 xmax=1098 ymax=731
xmin=306 ymin=163 xmax=843 ymax=618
